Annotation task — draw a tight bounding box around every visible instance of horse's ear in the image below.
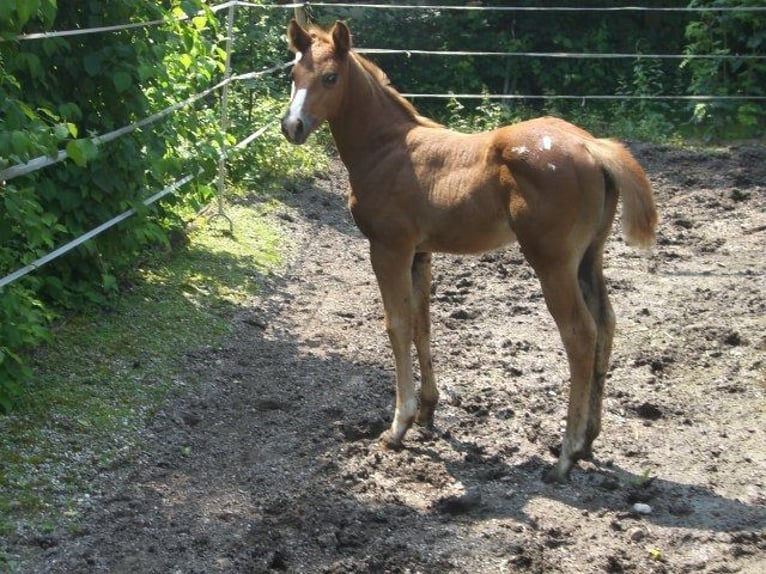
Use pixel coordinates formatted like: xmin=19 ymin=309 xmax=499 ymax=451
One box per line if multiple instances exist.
xmin=287 ymin=18 xmax=312 ymax=54
xmin=331 ymin=21 xmax=351 ymax=59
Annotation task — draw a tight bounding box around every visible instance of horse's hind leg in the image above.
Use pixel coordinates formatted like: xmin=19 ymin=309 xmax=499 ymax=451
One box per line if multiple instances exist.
xmin=579 ymin=189 xmax=618 ymax=457
xmin=412 ymin=252 xmax=438 ymax=427
xmin=534 ymin=262 xmax=599 ymax=483
xmin=578 ymin=244 xmax=616 ymax=459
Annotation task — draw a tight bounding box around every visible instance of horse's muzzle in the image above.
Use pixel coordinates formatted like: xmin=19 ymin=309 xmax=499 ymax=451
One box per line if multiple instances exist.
xmin=281 ymin=115 xmax=308 ymax=145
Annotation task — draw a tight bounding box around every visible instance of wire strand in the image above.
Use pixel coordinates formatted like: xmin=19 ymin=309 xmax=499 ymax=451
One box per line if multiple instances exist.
xmin=400 ymin=93 xmax=766 ymax=101
xmin=0 ymin=60 xmax=293 ymax=182
xmin=357 ymin=48 xmax=766 ymax=61
xmin=308 ymin=2 xmax=766 ymax=13
xmin=0 ymin=173 xmax=198 ymax=289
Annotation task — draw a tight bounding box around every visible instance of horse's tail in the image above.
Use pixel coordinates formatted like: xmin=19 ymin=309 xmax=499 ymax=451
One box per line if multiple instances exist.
xmin=585 ymin=139 xmax=658 ymax=249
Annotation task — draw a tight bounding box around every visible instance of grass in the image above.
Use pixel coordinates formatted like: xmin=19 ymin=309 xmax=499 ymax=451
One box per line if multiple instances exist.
xmin=0 ymin=196 xmax=295 ymax=566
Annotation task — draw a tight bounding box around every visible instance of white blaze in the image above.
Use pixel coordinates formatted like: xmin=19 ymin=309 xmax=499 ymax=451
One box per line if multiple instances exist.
xmin=288 ymin=88 xmax=307 ymax=119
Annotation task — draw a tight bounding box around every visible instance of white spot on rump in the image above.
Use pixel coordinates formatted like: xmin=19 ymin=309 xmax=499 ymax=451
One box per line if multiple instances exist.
xmin=511 ymin=145 xmax=529 ymax=155
xmin=547 ymin=163 xmax=557 ymax=171
xmin=542 ymin=135 xmax=553 ymax=150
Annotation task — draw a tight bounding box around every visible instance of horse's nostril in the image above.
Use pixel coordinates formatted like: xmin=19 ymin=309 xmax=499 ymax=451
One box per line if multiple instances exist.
xmin=295 ymin=118 xmax=304 ymax=137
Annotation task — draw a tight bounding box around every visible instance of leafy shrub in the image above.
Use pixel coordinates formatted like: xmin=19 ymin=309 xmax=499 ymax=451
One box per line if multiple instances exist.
xmin=0 ymin=0 xmax=322 ymax=410
xmin=682 ymin=0 xmax=766 ymax=139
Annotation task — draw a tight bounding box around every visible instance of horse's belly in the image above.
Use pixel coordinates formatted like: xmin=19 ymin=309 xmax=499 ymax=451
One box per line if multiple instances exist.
xmin=418 ymin=218 xmax=517 ymax=254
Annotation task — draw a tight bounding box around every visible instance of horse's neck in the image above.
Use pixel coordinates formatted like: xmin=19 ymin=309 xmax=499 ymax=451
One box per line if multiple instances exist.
xmin=329 ymin=58 xmax=417 ymax=171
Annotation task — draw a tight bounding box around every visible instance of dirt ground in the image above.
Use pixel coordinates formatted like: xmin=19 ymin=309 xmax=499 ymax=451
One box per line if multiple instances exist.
xmin=12 ymin=141 xmax=766 ymax=573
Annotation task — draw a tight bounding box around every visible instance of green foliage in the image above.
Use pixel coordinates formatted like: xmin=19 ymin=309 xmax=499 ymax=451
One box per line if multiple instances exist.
xmin=0 ymin=0 xmax=323 ymax=410
xmin=311 ymin=0 xmax=763 ymax=140
xmin=0 ymin=284 xmax=52 ymax=411
xmin=682 ymin=0 xmax=766 ymax=139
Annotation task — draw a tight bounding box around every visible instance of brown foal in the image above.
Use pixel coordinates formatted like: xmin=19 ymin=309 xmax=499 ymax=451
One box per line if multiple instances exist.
xmin=280 ymin=20 xmax=658 ymax=482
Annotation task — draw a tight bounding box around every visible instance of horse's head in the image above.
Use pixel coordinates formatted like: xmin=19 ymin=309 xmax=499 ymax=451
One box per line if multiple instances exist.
xmin=281 ymin=19 xmax=351 ymax=145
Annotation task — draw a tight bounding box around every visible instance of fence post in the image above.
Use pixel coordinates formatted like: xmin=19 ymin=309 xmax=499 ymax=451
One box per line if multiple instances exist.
xmin=212 ymin=1 xmax=236 ymax=233
xmin=294 ymin=3 xmax=309 ymax=27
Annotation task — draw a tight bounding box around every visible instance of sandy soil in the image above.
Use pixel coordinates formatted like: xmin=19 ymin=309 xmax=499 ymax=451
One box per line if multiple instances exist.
xmin=12 ymin=141 xmax=766 ymax=573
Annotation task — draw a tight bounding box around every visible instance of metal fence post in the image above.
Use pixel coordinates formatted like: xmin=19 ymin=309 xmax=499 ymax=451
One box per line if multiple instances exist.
xmin=294 ymin=3 xmax=309 ymax=26
xmin=212 ymin=2 xmax=236 ymax=234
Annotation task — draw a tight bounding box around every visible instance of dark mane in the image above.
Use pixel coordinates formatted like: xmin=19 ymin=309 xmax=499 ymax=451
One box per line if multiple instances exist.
xmin=351 ymin=51 xmax=443 ymax=129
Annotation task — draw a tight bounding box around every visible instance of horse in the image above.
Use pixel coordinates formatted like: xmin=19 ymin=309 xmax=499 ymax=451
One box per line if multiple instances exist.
xmin=280 ymin=19 xmax=658 ymax=483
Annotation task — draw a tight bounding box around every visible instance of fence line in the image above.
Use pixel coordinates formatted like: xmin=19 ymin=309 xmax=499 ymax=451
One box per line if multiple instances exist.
xmin=0 ymin=118 xmax=282 ymax=290
xmin=0 ymin=78 xmax=228 ymax=182
xmin=11 ymin=1 xmax=766 ymax=43
xmin=309 ymin=2 xmax=766 ymax=12
xmin=8 ymin=1 xmax=303 ymax=42
xmin=401 ymin=93 xmax=766 ymax=101
xmin=11 ymin=19 xmax=167 ymax=41
xmin=0 ymin=173 xmax=198 ymax=289
xmin=357 ymin=47 xmax=766 ymax=61
xmin=1 ymin=3 xmax=294 ymax=290
xmin=0 ymin=60 xmax=293 ymax=183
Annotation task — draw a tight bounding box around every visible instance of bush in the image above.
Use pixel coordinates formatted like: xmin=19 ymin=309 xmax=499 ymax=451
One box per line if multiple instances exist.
xmin=0 ymin=0 xmax=322 ymax=410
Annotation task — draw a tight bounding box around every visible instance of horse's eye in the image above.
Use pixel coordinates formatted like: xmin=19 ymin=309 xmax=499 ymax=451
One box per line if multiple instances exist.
xmin=322 ymin=72 xmax=338 ymax=87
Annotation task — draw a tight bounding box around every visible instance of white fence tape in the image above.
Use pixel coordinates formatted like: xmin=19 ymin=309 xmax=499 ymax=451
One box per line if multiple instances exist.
xmin=0 ymin=59 xmax=293 ymax=183
xmin=0 ymin=173 xmax=198 ymax=289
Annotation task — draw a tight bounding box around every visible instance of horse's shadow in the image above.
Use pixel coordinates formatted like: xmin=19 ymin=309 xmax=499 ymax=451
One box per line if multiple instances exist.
xmin=405 ymin=431 xmax=765 ymax=534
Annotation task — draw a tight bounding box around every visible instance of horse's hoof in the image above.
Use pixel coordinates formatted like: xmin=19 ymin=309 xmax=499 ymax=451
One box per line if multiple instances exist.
xmin=542 ymin=465 xmax=569 ymax=484
xmin=379 ymin=430 xmax=403 ymax=451
xmin=414 ymin=411 xmax=434 ymax=428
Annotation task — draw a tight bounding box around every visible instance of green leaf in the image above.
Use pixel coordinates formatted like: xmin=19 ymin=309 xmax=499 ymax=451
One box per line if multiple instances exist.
xmin=83 ymin=53 xmax=102 ymax=76
xmin=16 ymin=0 xmax=41 ymax=27
xmin=39 ymin=0 xmax=57 ymax=27
xmin=179 ymin=53 xmax=193 ymax=70
xmin=21 ymin=53 xmax=43 ymax=79
xmin=10 ymin=131 xmax=30 ymax=155
xmin=53 ymin=123 xmax=69 ymax=140
xmin=66 ymin=139 xmax=99 ymax=167
xmin=0 ymin=2 xmax=13 ymax=24
xmin=59 ymin=102 xmax=82 ymax=121
xmin=112 ymin=71 xmax=132 ymax=93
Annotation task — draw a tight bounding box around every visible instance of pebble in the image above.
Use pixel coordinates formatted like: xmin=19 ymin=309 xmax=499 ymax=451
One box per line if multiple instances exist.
xmin=628 ymin=526 xmax=648 ymax=542
xmin=632 ymin=503 xmax=653 ymax=515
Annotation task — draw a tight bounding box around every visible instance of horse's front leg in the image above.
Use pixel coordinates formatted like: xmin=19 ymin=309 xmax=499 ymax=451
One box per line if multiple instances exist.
xmin=370 ymin=243 xmax=418 ymax=449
